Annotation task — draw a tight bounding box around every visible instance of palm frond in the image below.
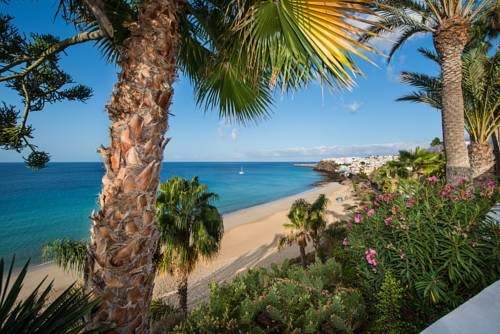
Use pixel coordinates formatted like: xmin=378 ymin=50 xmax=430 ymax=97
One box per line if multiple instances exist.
xmin=156 ymin=176 xmax=223 ymax=275
xmin=0 ymin=257 xmax=98 ymax=333
xmin=417 ymin=47 xmax=439 ymax=63
xmin=42 ymin=239 xmax=88 ymax=273
xmin=234 ymin=0 xmax=374 ymax=90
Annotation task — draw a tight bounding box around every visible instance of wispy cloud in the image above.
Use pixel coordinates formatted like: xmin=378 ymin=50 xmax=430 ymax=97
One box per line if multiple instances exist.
xmin=347 ymin=101 xmax=363 ymax=113
xmin=244 ymin=141 xmax=429 ymax=161
xmin=218 ymin=121 xmax=239 ymax=142
xmin=231 ymin=128 xmax=238 ymax=142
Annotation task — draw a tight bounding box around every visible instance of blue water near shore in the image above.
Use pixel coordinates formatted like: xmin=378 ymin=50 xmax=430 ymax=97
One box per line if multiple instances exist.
xmin=0 ymin=162 xmax=321 ymax=266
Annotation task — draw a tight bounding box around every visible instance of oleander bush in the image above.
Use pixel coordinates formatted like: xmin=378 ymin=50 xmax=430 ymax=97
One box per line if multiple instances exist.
xmin=345 ymin=177 xmax=500 ymax=327
xmin=172 ymin=259 xmax=366 ymax=333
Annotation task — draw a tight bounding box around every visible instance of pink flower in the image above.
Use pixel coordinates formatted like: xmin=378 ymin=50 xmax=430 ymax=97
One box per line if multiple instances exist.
xmin=342 ymin=238 xmax=349 ymax=246
xmin=427 ymin=176 xmax=439 ymax=184
xmin=443 ymin=184 xmax=454 ymax=192
xmin=460 ymin=190 xmax=473 ymax=201
xmin=367 ymin=209 xmax=376 ymax=217
xmin=384 ymin=217 xmax=393 ymax=226
xmin=365 ymin=248 xmax=378 ymax=267
xmin=486 ymin=180 xmax=496 ymax=189
xmin=406 ymin=198 xmax=416 ymax=207
xmin=439 ymin=190 xmax=449 ymax=199
xmin=354 ymin=213 xmax=361 ymax=224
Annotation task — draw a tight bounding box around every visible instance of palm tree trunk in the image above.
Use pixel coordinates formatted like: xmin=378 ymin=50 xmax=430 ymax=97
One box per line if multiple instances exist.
xmin=313 ymin=239 xmax=324 ymax=263
xmin=492 ymin=131 xmax=500 ymax=177
xmin=86 ymin=1 xmax=181 ymax=332
xmin=299 ymin=245 xmax=307 ymax=268
xmin=177 ymin=272 xmax=189 ymax=318
xmin=468 ymin=142 xmax=494 ymax=179
xmin=433 ymin=19 xmax=471 ymax=185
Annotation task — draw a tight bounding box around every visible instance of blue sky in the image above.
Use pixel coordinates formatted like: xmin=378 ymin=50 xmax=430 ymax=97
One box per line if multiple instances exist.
xmin=0 ymin=1 xmax=443 ymax=162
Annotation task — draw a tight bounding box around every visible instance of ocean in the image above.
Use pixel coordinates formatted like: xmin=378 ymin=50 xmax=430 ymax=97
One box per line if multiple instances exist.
xmin=0 ymin=162 xmax=322 ymax=266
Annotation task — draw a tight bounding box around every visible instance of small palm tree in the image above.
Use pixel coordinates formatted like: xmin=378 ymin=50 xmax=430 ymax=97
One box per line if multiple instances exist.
xmin=0 ymin=257 xmax=98 ymax=333
xmin=155 ymin=177 xmax=223 ymax=317
xmin=306 ymin=194 xmax=329 ymax=262
xmin=399 ymin=147 xmax=446 ymax=177
xmin=280 ymin=195 xmax=329 ymax=267
xmin=280 ymin=199 xmax=311 ymax=268
xmin=363 ymin=0 xmax=497 ymax=183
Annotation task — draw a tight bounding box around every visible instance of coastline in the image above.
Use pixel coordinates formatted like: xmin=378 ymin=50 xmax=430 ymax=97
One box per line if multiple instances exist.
xmin=17 ymin=181 xmax=356 ymax=303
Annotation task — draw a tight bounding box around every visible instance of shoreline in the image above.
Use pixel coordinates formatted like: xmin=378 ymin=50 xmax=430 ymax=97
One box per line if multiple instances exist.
xmin=16 ymin=181 xmax=355 ymax=302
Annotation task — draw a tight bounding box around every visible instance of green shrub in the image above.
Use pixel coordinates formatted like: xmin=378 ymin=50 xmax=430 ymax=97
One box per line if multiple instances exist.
xmin=173 ymin=259 xmax=366 ymax=333
xmin=345 ymin=178 xmax=500 ymax=326
xmin=371 ymin=271 xmax=414 ymax=334
xmin=371 ymin=148 xmax=445 ymax=192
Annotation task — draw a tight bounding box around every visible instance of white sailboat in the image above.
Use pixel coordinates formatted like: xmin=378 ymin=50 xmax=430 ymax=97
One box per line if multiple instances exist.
xmin=238 ymin=167 xmax=245 ymax=175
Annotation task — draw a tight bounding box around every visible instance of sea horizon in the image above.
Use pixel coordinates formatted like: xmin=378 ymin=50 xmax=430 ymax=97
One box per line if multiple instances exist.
xmin=0 ymin=162 xmax=324 ymax=266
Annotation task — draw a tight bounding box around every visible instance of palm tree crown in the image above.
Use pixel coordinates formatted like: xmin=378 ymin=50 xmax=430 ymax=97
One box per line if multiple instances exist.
xmin=363 ymin=0 xmax=496 ymax=61
xmin=398 ymin=46 xmax=499 ymax=145
xmin=155 ymin=176 xmax=223 ymax=275
xmin=280 ymin=194 xmax=329 ymax=266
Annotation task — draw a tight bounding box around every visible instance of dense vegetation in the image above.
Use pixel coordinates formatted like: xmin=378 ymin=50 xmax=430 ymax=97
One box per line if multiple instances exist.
xmin=346 ymin=178 xmax=499 ymax=328
xmin=174 ymin=259 xmax=366 ymax=334
xmin=371 ymin=148 xmax=445 ymax=192
xmin=158 ymin=175 xmax=499 ymax=333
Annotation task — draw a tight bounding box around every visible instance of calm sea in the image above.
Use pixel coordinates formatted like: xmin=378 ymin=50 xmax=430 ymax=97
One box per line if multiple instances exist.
xmin=0 ymin=162 xmax=321 ymax=266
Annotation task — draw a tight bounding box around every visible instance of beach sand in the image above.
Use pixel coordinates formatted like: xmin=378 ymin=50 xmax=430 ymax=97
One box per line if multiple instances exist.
xmin=18 ymin=181 xmax=356 ymax=305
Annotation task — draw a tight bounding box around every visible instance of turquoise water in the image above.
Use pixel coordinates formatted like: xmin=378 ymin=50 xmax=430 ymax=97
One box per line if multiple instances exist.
xmin=0 ymin=162 xmax=321 ymax=265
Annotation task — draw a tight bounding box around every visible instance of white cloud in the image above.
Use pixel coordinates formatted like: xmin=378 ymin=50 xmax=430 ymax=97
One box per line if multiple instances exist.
xmin=217 ymin=120 xmax=228 ymax=137
xmin=231 ymin=128 xmax=238 ymax=142
xmin=244 ymin=142 xmax=429 ymax=160
xmin=347 ymin=101 xmax=362 ymax=113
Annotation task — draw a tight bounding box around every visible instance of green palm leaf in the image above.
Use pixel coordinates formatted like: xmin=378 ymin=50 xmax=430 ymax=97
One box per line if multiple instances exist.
xmin=42 ymin=239 xmax=88 ymax=274
xmin=0 ymin=257 xmax=99 ymax=333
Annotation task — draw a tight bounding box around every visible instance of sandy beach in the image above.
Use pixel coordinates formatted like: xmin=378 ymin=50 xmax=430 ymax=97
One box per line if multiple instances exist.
xmin=18 ymin=181 xmax=356 ymax=304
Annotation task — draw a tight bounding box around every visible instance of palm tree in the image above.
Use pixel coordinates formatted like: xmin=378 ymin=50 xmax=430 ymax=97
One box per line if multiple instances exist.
xmin=279 ymin=194 xmax=329 ymax=266
xmin=0 ymin=257 xmax=98 ymax=333
xmin=3 ymin=1 xmax=375 ymax=330
xmin=280 ymin=199 xmax=311 ymax=268
xmin=398 ymin=47 xmax=499 ymax=178
xmin=399 ymin=147 xmax=446 ymax=177
xmin=305 ymin=194 xmax=329 ymax=262
xmin=155 ymin=177 xmax=223 ymax=317
xmin=362 ymin=0 xmax=497 ymax=184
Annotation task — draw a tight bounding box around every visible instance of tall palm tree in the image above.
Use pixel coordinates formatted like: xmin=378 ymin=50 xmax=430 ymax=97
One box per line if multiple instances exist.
xmin=398 ymin=47 xmax=499 ymax=178
xmin=3 ymin=1 xmax=374 ymax=330
xmin=279 ymin=194 xmax=329 ymax=266
xmin=155 ymin=177 xmax=223 ymax=317
xmin=362 ymin=0 xmax=497 ymax=184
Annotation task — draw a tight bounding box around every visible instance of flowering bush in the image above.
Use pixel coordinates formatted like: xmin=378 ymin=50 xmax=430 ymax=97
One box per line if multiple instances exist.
xmin=346 ymin=178 xmax=500 ymax=325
